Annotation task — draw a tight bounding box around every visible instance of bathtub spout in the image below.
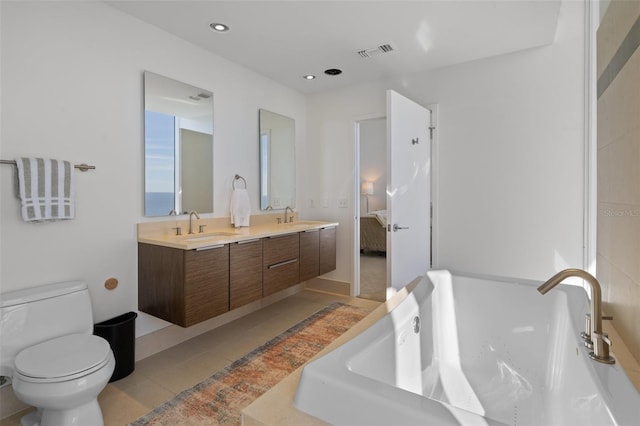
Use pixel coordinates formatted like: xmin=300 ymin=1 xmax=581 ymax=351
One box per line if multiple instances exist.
xmin=538 ymin=269 xmax=615 ymax=364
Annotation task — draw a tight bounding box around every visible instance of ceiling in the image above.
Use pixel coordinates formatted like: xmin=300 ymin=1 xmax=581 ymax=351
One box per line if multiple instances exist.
xmin=106 ymin=0 xmax=562 ymax=95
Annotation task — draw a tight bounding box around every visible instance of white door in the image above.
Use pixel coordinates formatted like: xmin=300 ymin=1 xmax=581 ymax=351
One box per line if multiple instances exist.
xmin=387 ymin=90 xmax=431 ymax=290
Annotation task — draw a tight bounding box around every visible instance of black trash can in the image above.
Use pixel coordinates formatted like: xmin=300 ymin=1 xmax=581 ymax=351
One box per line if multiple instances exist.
xmin=93 ymin=311 xmax=137 ymax=382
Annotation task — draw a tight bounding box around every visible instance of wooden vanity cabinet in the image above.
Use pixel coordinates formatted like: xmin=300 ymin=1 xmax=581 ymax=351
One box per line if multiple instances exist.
xmin=319 ymin=226 xmax=337 ymax=275
xmin=263 ymin=233 xmax=300 ymax=297
xmin=138 ymin=225 xmax=337 ymax=328
xmin=138 ymin=243 xmax=229 ymax=327
xmin=299 ymin=229 xmax=320 ymax=281
xmin=230 ymin=239 xmax=263 ymax=309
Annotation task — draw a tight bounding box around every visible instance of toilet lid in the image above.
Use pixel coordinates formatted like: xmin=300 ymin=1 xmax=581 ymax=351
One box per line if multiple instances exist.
xmin=15 ymin=334 xmax=112 ymax=380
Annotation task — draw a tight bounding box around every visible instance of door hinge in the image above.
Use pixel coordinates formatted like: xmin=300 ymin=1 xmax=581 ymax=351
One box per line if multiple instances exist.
xmin=428 ymin=126 xmax=435 ymax=141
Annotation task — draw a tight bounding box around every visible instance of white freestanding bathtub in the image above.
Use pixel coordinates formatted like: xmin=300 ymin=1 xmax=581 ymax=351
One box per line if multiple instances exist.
xmin=294 ymin=271 xmax=640 ymax=425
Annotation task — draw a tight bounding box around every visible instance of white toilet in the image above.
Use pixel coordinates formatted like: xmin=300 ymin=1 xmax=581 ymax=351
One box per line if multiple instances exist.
xmin=0 ymin=281 xmax=115 ymax=426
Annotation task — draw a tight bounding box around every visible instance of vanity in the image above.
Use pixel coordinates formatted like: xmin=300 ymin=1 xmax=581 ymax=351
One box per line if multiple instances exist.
xmin=137 ymin=217 xmax=337 ymax=327
xmin=139 ymin=73 xmax=320 ymax=328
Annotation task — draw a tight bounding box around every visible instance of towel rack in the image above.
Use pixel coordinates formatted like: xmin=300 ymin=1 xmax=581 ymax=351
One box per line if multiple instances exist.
xmin=233 ymin=174 xmax=247 ymax=189
xmin=1 ymin=159 xmax=95 ymax=172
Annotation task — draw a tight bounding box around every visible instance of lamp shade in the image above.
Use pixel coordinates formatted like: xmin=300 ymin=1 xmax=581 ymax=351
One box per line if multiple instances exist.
xmin=361 ymin=181 xmax=374 ymax=195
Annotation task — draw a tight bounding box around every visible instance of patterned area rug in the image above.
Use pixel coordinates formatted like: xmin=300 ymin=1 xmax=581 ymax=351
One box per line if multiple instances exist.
xmin=129 ymin=302 xmax=368 ymax=425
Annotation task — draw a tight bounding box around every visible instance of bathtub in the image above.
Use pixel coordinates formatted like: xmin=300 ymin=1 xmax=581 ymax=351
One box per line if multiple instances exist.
xmin=294 ymin=271 xmax=640 ymax=425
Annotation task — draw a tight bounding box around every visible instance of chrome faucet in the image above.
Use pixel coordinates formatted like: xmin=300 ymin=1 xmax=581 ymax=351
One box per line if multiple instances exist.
xmin=284 ymin=206 xmax=294 ymax=223
xmin=538 ymin=268 xmax=614 ymax=364
xmin=188 ymin=211 xmax=200 ymax=234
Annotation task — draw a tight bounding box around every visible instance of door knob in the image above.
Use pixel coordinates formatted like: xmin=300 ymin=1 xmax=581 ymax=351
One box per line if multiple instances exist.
xmin=393 ymin=224 xmax=409 ymax=232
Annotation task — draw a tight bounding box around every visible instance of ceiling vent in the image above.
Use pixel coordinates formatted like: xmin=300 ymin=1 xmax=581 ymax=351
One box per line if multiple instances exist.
xmin=357 ymin=43 xmax=397 ymax=58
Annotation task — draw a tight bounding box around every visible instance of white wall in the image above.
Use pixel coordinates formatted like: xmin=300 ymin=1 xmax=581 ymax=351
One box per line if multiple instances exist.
xmin=0 ymin=1 xmax=306 ymax=324
xmin=0 ymin=0 xmax=587 ymax=323
xmin=301 ymin=0 xmax=586 ymax=285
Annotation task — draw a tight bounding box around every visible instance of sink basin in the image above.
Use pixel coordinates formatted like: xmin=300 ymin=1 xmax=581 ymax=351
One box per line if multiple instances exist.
xmin=285 ymin=220 xmax=322 ymax=228
xmin=179 ymin=232 xmax=238 ymax=242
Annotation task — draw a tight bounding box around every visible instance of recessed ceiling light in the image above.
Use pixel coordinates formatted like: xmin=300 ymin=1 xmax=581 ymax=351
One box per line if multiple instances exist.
xmin=324 ymin=68 xmax=342 ymax=76
xmin=303 ymin=74 xmax=316 ymax=80
xmin=210 ymin=23 xmax=229 ymax=32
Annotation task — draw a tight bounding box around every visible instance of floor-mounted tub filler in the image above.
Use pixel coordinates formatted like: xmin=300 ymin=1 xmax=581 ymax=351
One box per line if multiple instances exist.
xmin=294 ymin=270 xmax=640 ymax=425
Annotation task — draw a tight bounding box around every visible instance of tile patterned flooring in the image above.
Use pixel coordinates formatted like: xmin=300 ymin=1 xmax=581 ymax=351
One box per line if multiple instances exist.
xmin=1 ymin=290 xmax=380 ymax=426
xmin=359 ymin=253 xmax=386 ymax=302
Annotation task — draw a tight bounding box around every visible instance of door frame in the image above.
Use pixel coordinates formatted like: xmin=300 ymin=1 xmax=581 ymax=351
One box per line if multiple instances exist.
xmin=353 ymin=113 xmax=386 ymax=298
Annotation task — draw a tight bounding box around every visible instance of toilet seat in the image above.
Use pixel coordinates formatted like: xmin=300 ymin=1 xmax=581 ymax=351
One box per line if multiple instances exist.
xmin=14 ymin=334 xmax=112 ymax=383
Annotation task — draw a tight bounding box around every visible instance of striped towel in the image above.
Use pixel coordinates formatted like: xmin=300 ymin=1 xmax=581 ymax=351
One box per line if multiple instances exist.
xmin=15 ymin=157 xmax=75 ymax=222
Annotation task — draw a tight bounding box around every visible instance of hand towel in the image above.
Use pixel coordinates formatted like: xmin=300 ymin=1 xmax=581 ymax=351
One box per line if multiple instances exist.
xmin=230 ymin=188 xmax=251 ymax=227
xmin=16 ymin=157 xmax=75 ymax=222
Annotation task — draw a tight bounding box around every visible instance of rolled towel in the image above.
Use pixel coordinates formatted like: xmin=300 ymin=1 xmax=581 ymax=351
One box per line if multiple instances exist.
xmin=16 ymin=157 xmax=75 ymax=222
xmin=230 ymin=188 xmax=251 ymax=227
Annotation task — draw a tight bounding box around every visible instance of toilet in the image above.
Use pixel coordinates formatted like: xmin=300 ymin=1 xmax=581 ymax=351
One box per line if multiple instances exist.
xmin=0 ymin=281 xmax=115 ymax=426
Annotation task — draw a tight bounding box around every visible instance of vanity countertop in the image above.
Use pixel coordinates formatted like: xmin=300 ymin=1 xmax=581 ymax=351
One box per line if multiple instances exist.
xmin=138 ymin=219 xmax=339 ymax=250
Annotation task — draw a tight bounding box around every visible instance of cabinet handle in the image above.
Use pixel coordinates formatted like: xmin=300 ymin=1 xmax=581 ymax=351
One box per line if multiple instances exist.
xmin=237 ymin=239 xmax=261 ymax=245
xmin=303 ymin=229 xmax=318 ymax=233
xmin=268 ymin=258 xmax=298 ymax=269
xmin=195 ymin=244 xmax=226 ymax=251
xmin=321 ymin=226 xmax=336 ymax=230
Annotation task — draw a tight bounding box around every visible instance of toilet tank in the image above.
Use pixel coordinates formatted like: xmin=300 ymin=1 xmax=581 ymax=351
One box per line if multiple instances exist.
xmin=0 ymin=281 xmax=94 ymax=376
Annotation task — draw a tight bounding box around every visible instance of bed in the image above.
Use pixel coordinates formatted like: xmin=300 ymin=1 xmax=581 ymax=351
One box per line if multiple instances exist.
xmin=360 ymin=210 xmax=387 ymax=253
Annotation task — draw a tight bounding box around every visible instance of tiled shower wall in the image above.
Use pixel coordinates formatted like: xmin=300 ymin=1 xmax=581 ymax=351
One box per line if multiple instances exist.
xmin=597 ymin=0 xmax=640 ymax=362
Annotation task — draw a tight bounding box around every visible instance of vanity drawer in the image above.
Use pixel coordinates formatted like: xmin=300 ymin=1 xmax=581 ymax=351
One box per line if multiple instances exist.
xmin=263 ymin=233 xmax=299 ymax=265
xmin=263 ymin=233 xmax=299 ymax=296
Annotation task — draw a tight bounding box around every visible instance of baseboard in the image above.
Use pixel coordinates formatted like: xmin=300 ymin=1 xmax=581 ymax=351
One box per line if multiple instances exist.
xmin=304 ymin=277 xmax=351 ymax=296
xmin=135 ymin=283 xmax=306 ymax=361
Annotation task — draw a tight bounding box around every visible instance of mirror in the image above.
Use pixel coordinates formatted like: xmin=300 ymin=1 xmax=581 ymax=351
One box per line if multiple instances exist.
xmin=144 ymin=71 xmax=213 ymax=216
xmin=259 ymin=109 xmax=295 ymax=210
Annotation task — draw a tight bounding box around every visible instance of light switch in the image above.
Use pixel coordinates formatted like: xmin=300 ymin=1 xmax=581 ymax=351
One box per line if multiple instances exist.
xmin=338 ymin=198 xmax=348 ymax=208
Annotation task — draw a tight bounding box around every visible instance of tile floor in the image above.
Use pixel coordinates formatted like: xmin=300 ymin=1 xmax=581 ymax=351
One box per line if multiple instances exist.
xmin=1 ymin=290 xmax=380 ymax=426
xmin=359 ymin=253 xmax=386 ymax=302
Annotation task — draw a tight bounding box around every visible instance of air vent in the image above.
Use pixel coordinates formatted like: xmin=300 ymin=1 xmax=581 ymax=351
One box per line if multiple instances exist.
xmin=357 ymin=43 xmax=397 ymax=58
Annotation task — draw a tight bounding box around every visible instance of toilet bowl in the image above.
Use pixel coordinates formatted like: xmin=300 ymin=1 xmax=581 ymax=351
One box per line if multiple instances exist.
xmin=0 ymin=281 xmax=118 ymax=426
xmin=11 ymin=334 xmax=115 ymax=426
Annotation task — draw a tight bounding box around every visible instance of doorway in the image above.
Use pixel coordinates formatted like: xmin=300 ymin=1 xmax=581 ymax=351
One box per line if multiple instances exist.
xmin=354 ymin=92 xmax=435 ymax=301
xmin=357 ymin=117 xmax=387 ymax=302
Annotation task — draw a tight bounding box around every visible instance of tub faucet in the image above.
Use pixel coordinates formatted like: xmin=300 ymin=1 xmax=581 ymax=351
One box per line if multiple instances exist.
xmin=538 ymin=269 xmax=614 ymax=364
xmin=188 ymin=211 xmax=200 ymax=234
xmin=284 ymin=206 xmax=294 ymax=223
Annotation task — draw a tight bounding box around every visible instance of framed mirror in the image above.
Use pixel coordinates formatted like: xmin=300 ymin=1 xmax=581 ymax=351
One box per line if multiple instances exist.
xmin=259 ymin=109 xmax=295 ymax=210
xmin=144 ymin=71 xmax=213 ymax=216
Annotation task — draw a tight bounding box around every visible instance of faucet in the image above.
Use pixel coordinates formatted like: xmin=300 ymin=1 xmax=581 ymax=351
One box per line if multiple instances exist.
xmin=538 ymin=268 xmax=614 ymax=364
xmin=188 ymin=211 xmax=200 ymax=234
xmin=284 ymin=206 xmax=294 ymax=223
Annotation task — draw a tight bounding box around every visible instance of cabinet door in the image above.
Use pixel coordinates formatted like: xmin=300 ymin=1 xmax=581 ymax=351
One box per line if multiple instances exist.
xmin=299 ymin=229 xmax=320 ymax=281
xmin=138 ymin=243 xmax=185 ymax=325
xmin=263 ymin=233 xmax=300 ymax=296
xmin=319 ymin=227 xmax=337 ymax=275
xmin=184 ymin=245 xmax=229 ymax=327
xmin=230 ymin=239 xmax=263 ymax=309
